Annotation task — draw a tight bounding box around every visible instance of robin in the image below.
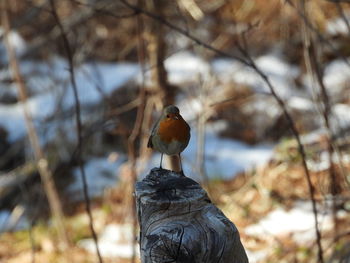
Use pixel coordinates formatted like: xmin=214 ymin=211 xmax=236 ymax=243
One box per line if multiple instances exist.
xmin=147 ymin=105 xmax=190 ymax=172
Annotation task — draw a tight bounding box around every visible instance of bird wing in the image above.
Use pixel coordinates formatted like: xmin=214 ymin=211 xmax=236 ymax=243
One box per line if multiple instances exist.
xmin=147 ymin=134 xmax=153 ymax=148
xmin=147 ymin=117 xmax=159 ymax=148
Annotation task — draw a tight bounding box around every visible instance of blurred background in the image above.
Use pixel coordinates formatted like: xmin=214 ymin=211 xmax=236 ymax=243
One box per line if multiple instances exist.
xmin=1 ymin=0 xmax=350 ymax=262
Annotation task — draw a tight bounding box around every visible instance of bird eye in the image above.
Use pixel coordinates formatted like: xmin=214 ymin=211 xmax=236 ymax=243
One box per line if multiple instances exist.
xmin=166 ymin=114 xmax=170 ymax=118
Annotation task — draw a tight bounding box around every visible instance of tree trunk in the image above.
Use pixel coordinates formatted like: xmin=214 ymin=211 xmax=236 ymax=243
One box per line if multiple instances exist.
xmin=135 ymin=168 xmax=249 ymax=263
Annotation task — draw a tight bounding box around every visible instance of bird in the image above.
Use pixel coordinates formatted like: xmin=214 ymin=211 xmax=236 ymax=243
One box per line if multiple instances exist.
xmin=147 ymin=105 xmax=190 ymax=172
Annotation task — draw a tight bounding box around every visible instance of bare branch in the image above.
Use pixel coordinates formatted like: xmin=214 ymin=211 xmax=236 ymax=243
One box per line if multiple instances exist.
xmin=241 ymin=46 xmax=325 ymax=263
xmin=48 ymin=0 xmax=103 ymax=262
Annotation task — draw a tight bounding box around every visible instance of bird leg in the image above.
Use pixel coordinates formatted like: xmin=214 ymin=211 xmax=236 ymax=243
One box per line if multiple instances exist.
xmin=159 ymin=153 xmax=163 ymax=169
xmin=179 ymin=153 xmax=184 ymax=175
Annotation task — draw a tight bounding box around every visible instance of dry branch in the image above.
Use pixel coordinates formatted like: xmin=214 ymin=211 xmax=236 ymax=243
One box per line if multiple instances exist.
xmin=48 ymin=0 xmax=103 ymax=262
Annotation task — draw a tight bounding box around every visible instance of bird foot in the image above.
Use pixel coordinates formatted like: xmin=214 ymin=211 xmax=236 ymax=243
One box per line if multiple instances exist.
xmin=178 ymin=170 xmax=185 ymax=177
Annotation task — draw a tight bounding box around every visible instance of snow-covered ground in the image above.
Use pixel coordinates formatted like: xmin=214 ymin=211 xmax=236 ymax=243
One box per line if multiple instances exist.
xmin=0 ymin=58 xmax=139 ymax=142
xmin=78 ymin=223 xmax=139 ymax=259
xmin=245 ymin=201 xmax=336 ymax=241
xmin=0 ymin=50 xmax=277 ymax=231
xmin=245 ymin=201 xmax=347 ymax=262
xmin=68 ymin=155 xmax=126 ymax=200
xmin=326 ymin=12 xmax=350 ymax=36
xmin=1 ymin=25 xmax=350 ymax=263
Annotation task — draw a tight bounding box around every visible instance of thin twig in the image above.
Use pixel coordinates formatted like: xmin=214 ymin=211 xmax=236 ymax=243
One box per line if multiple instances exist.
xmin=301 ymin=0 xmax=340 ymax=244
xmin=127 ymin=88 xmax=145 ymax=263
xmin=29 ymin=221 xmax=36 ymax=263
xmin=128 ymin=3 xmax=147 ymax=260
xmin=324 ymin=229 xmax=350 ymax=255
xmin=18 ymin=180 xmax=36 ymax=263
xmin=48 ymin=0 xmax=103 ymax=262
xmin=237 ymin=39 xmax=324 ymax=262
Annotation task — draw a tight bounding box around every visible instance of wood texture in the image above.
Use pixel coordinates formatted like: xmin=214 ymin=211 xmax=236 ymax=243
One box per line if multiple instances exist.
xmin=135 ymin=168 xmax=249 ymax=263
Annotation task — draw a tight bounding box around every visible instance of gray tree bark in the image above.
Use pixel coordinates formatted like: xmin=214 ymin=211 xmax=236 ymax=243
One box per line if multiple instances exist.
xmin=135 ymin=168 xmax=249 ymax=263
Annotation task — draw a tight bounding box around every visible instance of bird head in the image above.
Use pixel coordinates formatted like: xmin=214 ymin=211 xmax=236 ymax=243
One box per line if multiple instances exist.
xmin=163 ymin=105 xmax=181 ymax=120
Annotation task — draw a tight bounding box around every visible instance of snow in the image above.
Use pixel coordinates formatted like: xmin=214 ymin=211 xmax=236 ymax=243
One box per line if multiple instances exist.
xmin=0 ymin=58 xmax=139 ymax=142
xmin=332 ymin=103 xmax=350 ymax=131
xmin=212 ymin=53 xmax=300 ymax=99
xmin=0 ymin=103 xmax=27 ymax=142
xmin=1 ymin=50 xmax=348 ymax=251
xmin=256 ymin=54 xmax=299 ymax=78
xmin=323 ymin=59 xmax=350 ymax=95
xmin=326 ymin=14 xmax=350 ymax=35
xmin=74 ymin=61 xmax=139 ymax=103
xmin=177 ymin=98 xmax=206 ymax=122
xmin=78 ymin=223 xmax=139 ymax=258
xmin=245 ymin=201 xmax=335 ymax=244
xmin=307 ymin=146 xmax=350 ymax=172
xmin=68 ymin=155 xmax=125 ymax=200
xmin=0 ymin=28 xmax=27 ymax=62
xmin=246 ymin=249 xmax=269 ymax=263
xmin=201 ymin=133 xmax=273 ymax=179
xmin=211 ymin=58 xmax=253 ymax=84
xmin=165 ymin=51 xmax=211 ymax=84
xmin=288 ymin=96 xmax=315 ymax=111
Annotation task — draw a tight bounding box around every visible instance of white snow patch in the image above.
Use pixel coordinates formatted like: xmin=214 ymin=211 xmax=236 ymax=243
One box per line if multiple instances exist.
xmin=165 ymin=51 xmax=211 ymax=84
xmin=0 ymin=58 xmax=139 ymax=142
xmin=211 ymin=58 xmax=247 ymax=83
xmin=288 ymin=96 xmax=314 ymax=111
xmin=245 ymin=201 xmax=335 ymax=244
xmin=242 ymin=95 xmax=280 ymax=120
xmin=0 ymin=29 xmax=27 ymax=61
xmin=246 ymin=249 xmax=269 ymax=263
xmin=326 ymin=14 xmax=350 ymax=35
xmin=307 ymin=148 xmax=350 ymax=172
xmin=332 ymin=103 xmax=350 ymax=131
xmin=0 ymin=103 xmax=27 ymax=142
xmin=177 ymin=98 xmax=207 ymax=122
xmin=69 ymin=155 xmax=125 ymax=200
xmin=256 ymin=55 xmax=299 ymax=78
xmin=212 ymin=54 xmax=300 ymax=99
xmin=78 ymin=223 xmax=139 ymax=259
xmin=300 ymin=129 xmax=326 ymax=145
xmin=323 ymin=59 xmax=350 ymax=95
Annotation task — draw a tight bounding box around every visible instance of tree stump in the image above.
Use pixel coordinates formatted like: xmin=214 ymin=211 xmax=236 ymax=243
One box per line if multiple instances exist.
xmin=135 ymin=168 xmax=249 ymax=263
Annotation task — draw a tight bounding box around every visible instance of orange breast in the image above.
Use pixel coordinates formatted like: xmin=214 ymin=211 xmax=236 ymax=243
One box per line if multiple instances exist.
xmin=158 ymin=118 xmax=190 ymax=144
